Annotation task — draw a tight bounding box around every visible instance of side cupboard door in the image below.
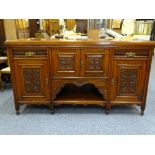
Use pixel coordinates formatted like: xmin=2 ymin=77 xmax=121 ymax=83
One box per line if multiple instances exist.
xmin=13 ymin=59 xmax=51 ymax=103
xmin=110 ymin=49 xmax=149 ymax=104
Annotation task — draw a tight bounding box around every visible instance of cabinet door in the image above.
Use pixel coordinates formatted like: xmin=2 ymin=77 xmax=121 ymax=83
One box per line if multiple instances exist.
xmin=80 ymin=49 xmax=109 ymax=77
xmin=110 ymin=59 xmax=148 ymax=104
xmin=13 ymin=59 xmax=51 ymax=103
xmin=52 ymin=48 xmax=80 ymax=77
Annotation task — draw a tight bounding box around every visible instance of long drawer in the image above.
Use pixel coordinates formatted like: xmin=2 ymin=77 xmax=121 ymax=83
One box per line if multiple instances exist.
xmin=114 ymin=49 xmax=149 ymax=58
xmin=12 ymin=47 xmax=47 ymax=58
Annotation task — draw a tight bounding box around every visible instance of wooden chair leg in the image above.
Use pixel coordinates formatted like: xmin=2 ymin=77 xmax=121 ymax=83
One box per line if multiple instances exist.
xmin=0 ymin=72 xmax=4 ymax=92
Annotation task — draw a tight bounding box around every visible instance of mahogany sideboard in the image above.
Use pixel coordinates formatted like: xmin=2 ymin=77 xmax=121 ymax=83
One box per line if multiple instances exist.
xmin=5 ymin=38 xmax=155 ymax=115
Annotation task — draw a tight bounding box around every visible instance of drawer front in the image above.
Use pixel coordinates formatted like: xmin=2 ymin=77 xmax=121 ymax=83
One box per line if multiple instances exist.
xmin=12 ymin=48 xmax=47 ymax=58
xmin=114 ymin=49 xmax=149 ymax=58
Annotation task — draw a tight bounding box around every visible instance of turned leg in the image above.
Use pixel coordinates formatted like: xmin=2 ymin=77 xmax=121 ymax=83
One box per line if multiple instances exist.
xmin=50 ymin=103 xmax=55 ymax=115
xmin=141 ymin=110 xmax=144 ymax=116
xmin=140 ymin=105 xmax=145 ymax=116
xmin=106 ymin=102 xmax=110 ymax=115
xmin=106 ymin=109 xmax=110 ymax=115
xmin=15 ymin=104 xmax=20 ymax=115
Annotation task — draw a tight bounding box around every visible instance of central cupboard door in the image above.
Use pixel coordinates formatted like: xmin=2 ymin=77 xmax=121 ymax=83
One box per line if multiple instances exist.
xmin=52 ymin=48 xmax=80 ymax=77
xmin=52 ymin=48 xmax=109 ymax=77
xmin=80 ymin=49 xmax=109 ymax=77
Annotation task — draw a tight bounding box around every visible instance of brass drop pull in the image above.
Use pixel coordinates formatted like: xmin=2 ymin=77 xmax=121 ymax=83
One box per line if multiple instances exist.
xmin=111 ymin=79 xmax=115 ymax=86
xmin=25 ymin=51 xmax=35 ymax=57
xmin=45 ymin=78 xmax=49 ymax=85
xmin=125 ymin=52 xmax=136 ymax=57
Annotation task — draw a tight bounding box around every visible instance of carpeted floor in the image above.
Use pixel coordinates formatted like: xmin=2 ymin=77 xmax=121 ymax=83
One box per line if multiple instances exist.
xmin=0 ymin=57 xmax=155 ymax=135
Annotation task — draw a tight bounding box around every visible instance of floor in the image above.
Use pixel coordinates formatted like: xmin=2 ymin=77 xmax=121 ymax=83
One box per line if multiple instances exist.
xmin=0 ymin=57 xmax=155 ymax=135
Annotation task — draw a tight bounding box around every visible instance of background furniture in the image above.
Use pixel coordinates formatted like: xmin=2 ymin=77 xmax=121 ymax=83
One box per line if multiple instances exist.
xmin=65 ymin=19 xmax=76 ymax=31
xmin=0 ymin=56 xmax=8 ymax=70
xmin=5 ymin=39 xmax=155 ymax=115
xmin=0 ymin=66 xmax=11 ymax=91
xmin=0 ymin=56 xmax=7 ymax=65
xmin=76 ymin=19 xmax=87 ymax=34
xmin=0 ymin=19 xmax=6 ymax=56
xmin=0 ymin=55 xmax=11 ymax=91
xmin=150 ymin=20 xmax=155 ymax=40
xmin=28 ymin=19 xmax=40 ymax=38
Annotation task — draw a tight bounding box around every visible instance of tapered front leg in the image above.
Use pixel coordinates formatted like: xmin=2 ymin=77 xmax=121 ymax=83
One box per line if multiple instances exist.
xmin=106 ymin=102 xmax=110 ymax=115
xmin=106 ymin=109 xmax=110 ymax=115
xmin=140 ymin=105 xmax=145 ymax=116
xmin=50 ymin=103 xmax=55 ymax=115
xmin=140 ymin=110 xmax=144 ymax=116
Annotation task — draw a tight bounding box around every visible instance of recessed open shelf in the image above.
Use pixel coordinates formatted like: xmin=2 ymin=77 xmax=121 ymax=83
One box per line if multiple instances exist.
xmin=54 ymin=83 xmax=106 ymax=106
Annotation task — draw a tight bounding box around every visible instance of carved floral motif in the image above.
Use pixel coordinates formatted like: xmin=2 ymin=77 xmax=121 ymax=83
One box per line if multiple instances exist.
xmin=23 ymin=68 xmax=41 ymax=93
xmin=119 ymin=69 xmax=137 ymax=94
xmin=87 ymin=56 xmax=102 ymax=70
xmin=59 ymin=56 xmax=74 ymax=70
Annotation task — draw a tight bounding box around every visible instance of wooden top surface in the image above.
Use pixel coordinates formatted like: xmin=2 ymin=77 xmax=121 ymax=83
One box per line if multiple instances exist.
xmin=5 ymin=38 xmax=155 ymax=47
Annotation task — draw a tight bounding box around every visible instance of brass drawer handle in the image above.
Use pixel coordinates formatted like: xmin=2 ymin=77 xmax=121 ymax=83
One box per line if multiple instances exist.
xmin=25 ymin=51 xmax=35 ymax=57
xmin=125 ymin=52 xmax=136 ymax=57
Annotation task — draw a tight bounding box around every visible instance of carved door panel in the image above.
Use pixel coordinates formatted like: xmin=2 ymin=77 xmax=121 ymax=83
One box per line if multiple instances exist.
xmin=110 ymin=59 xmax=147 ymax=103
xmin=80 ymin=49 xmax=109 ymax=77
xmin=13 ymin=59 xmax=51 ymax=102
xmin=52 ymin=48 xmax=80 ymax=77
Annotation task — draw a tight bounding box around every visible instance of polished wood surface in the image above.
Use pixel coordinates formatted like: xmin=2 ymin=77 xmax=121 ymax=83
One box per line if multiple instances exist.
xmin=5 ymin=38 xmax=155 ymax=47
xmin=5 ymin=38 xmax=155 ymax=115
